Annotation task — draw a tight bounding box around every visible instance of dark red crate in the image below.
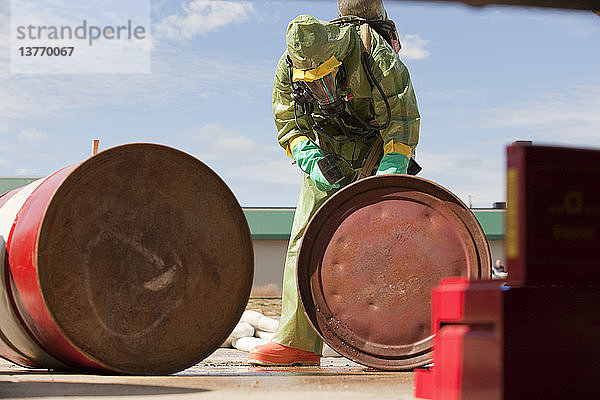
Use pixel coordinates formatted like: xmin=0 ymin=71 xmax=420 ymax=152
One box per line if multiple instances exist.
xmin=506 ymin=143 xmax=600 ymax=285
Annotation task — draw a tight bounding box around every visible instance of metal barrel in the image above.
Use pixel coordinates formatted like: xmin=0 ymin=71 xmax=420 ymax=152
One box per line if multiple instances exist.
xmin=297 ymin=175 xmax=491 ymax=370
xmin=0 ymin=143 xmax=253 ymax=375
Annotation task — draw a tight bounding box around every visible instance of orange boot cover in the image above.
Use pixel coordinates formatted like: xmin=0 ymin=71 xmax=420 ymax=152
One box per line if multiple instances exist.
xmin=248 ymin=342 xmax=321 ymax=366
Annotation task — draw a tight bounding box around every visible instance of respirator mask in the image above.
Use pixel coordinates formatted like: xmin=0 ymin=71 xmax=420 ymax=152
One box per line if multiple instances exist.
xmin=292 ymin=55 xmax=346 ymax=117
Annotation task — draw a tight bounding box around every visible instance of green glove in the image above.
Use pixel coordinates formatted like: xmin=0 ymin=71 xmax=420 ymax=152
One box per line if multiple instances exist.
xmin=291 ymin=140 xmax=341 ymax=191
xmin=376 ymin=153 xmax=410 ymax=175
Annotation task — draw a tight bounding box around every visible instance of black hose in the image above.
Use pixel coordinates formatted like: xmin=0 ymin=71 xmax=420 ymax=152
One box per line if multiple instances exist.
xmin=292 ymin=104 xmax=354 ymax=169
xmin=346 ymin=101 xmax=380 ymax=133
xmin=360 ymin=52 xmax=392 ymax=131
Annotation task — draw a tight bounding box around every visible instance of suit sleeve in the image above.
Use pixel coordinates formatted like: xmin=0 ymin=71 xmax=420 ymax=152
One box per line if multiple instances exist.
xmin=273 ymin=53 xmax=313 ymax=157
xmin=369 ymin=33 xmax=420 ymax=159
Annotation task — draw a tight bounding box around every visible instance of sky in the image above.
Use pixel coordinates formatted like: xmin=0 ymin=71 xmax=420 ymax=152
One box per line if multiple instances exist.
xmin=1 ymin=0 xmax=599 ymax=208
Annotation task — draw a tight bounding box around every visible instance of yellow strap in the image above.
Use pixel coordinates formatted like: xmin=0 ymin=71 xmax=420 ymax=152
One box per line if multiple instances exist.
xmin=359 ymin=135 xmax=383 ymax=180
xmin=285 ymin=135 xmax=309 ymax=158
xmin=292 ymin=55 xmax=342 ymax=82
xmin=383 ymin=141 xmax=412 ymax=158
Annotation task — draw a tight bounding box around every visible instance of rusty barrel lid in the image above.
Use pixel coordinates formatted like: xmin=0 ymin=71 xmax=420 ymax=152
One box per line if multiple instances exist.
xmin=33 ymin=143 xmax=253 ymax=374
xmin=297 ymin=175 xmax=490 ymax=370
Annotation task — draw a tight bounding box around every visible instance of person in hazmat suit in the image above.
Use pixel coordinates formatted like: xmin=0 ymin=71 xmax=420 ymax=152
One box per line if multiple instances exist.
xmin=249 ymin=0 xmax=420 ymax=366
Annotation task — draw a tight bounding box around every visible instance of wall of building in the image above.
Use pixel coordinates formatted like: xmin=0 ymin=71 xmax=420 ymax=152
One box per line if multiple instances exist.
xmin=489 ymin=239 xmax=505 ymax=267
xmin=252 ymin=239 xmax=288 ymax=289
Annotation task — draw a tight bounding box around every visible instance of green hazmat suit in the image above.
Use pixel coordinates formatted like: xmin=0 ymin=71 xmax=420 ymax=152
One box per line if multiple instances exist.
xmin=271 ymin=14 xmax=420 ymax=354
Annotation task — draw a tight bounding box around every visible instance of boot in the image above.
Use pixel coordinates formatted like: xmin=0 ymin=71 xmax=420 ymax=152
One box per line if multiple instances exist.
xmin=248 ymin=342 xmax=321 ymax=366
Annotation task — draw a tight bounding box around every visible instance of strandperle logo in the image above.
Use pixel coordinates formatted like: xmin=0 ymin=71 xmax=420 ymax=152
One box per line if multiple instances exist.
xmin=15 ymin=19 xmax=147 ymax=46
xmin=11 ymin=0 xmax=150 ymax=73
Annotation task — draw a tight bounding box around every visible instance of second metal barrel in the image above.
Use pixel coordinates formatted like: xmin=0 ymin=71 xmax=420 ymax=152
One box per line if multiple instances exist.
xmin=297 ymin=175 xmax=491 ymax=370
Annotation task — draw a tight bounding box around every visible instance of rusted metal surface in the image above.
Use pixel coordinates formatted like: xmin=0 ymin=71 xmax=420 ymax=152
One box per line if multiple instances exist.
xmin=297 ymin=175 xmax=490 ymax=370
xmin=1 ymin=143 xmax=254 ymax=375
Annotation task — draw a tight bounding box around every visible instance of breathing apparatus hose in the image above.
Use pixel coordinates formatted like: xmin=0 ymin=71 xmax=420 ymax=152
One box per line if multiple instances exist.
xmin=292 ymin=101 xmax=355 ymax=169
xmin=359 ymin=52 xmax=392 ymax=132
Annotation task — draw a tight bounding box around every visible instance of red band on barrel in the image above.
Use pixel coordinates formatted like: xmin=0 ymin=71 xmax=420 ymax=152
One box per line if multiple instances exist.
xmin=7 ymin=163 xmax=107 ymax=371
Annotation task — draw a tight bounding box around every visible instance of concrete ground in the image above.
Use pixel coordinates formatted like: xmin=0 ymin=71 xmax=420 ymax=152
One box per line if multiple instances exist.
xmin=0 ymin=349 xmax=418 ymax=400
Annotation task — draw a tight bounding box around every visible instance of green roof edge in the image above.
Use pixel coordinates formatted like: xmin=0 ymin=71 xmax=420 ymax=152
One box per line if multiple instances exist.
xmin=244 ymin=208 xmax=505 ymax=240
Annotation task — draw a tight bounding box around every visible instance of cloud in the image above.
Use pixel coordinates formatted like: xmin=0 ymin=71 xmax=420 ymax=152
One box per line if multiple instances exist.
xmin=188 ymin=124 xmax=263 ymax=159
xmin=415 ymin=85 xmax=600 ymax=207
xmin=399 ymin=34 xmax=430 ymax=60
xmin=17 ymin=128 xmax=48 ymax=143
xmin=0 ymin=7 xmax=9 ymax=66
xmin=14 ymin=168 xmax=38 ymax=175
xmin=185 ymin=123 xmax=298 ymax=187
xmin=0 ymin=46 xmax=273 ymax=124
xmin=183 ymin=122 xmax=299 ymax=204
xmin=231 ymin=159 xmax=300 ymax=186
xmin=0 ymin=0 xmax=270 ymax=120
xmin=8 ymin=0 xmax=152 ymax=73
xmin=480 ymin=85 xmax=600 ymax=145
xmin=422 ymin=87 xmax=484 ymax=101
xmin=155 ymin=0 xmax=255 ymax=40
xmin=211 ymin=135 xmax=260 ymax=156
xmin=418 ymin=150 xmax=506 ymax=208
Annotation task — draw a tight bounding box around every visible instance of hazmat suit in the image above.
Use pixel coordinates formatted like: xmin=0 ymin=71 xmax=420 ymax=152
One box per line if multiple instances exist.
xmin=249 ymin=12 xmax=420 ymax=365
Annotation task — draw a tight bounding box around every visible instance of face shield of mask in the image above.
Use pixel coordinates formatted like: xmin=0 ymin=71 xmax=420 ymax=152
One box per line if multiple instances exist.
xmin=292 ymin=55 xmax=346 ymax=117
xmin=303 ymin=69 xmax=346 ymax=116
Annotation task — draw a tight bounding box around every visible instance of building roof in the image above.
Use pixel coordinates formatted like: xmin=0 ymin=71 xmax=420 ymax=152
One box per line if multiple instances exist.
xmin=244 ymin=208 xmax=298 ymax=240
xmin=0 ymin=177 xmax=41 ymax=195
